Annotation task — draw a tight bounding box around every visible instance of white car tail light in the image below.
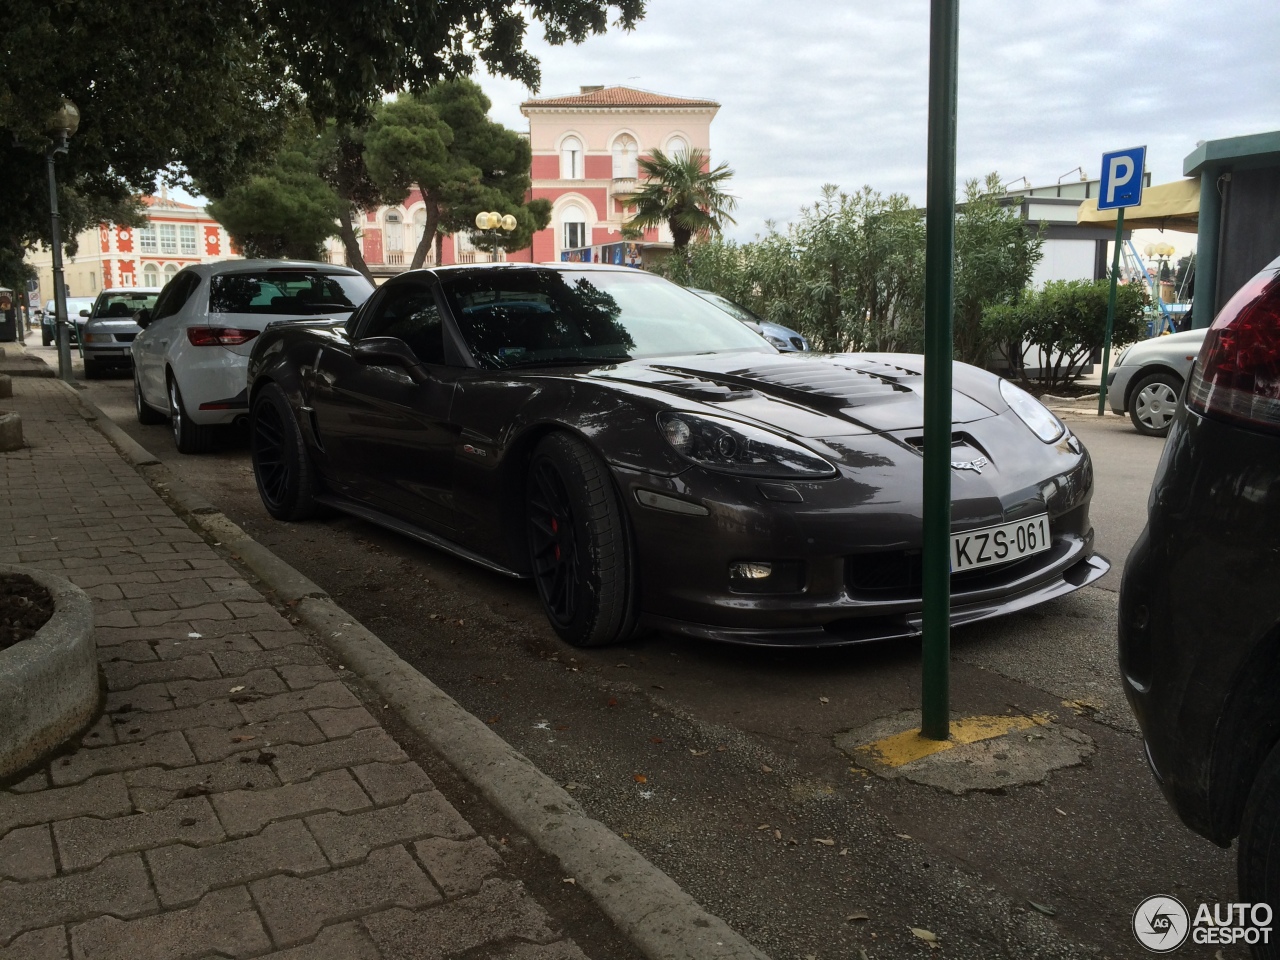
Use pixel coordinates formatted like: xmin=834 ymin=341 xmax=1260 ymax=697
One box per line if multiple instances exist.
xmin=187 ymin=326 xmax=260 ymax=347
xmin=1186 ymin=270 xmax=1280 ymax=433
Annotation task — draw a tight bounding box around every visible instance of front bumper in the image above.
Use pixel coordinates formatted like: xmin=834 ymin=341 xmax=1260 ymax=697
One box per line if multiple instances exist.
xmin=649 ymin=544 xmax=1108 ymax=647
xmin=1107 ymin=364 xmax=1136 ymax=415
xmin=619 ymin=415 xmax=1106 ymax=647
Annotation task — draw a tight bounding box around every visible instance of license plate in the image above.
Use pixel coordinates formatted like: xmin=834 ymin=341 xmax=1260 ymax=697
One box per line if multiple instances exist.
xmin=950 ymin=514 xmax=1050 ymax=573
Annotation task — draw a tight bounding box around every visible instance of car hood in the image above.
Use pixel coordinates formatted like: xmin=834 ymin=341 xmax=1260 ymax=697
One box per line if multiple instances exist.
xmin=585 ymin=351 xmax=1000 ymax=438
xmin=1122 ymin=328 xmax=1206 ymax=363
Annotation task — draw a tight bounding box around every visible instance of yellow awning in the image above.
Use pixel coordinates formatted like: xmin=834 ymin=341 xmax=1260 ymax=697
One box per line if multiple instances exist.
xmin=1075 ymin=178 xmax=1200 ymax=233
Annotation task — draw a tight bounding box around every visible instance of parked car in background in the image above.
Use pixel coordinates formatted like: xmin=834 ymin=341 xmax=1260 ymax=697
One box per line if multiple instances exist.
xmin=248 ymin=263 xmax=1107 ymax=650
xmin=78 ymin=287 xmax=161 ymax=378
xmin=42 ymin=297 xmax=95 ymax=346
xmin=1106 ymin=328 xmax=1207 ymax=437
xmin=1119 ymin=254 xmax=1280 ymax=922
xmin=689 ymin=288 xmax=810 ymax=352
xmin=132 ymin=260 xmax=374 ymax=453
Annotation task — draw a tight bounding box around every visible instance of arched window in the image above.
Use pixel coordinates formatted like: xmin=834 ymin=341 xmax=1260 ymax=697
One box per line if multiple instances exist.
xmin=385 ymin=212 xmax=404 ymax=262
xmin=143 ymin=264 xmax=159 ymax=287
xmin=560 ymin=203 xmax=588 ymax=251
xmin=560 ymin=136 xmax=583 ymax=180
xmin=665 ymin=136 xmax=688 ymax=159
xmin=612 ymin=134 xmax=638 ymax=179
xmin=162 ymin=264 xmax=178 ymax=286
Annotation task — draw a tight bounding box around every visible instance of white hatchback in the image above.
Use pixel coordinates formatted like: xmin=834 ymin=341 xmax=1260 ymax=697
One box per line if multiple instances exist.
xmin=132 ymin=260 xmax=373 ymax=453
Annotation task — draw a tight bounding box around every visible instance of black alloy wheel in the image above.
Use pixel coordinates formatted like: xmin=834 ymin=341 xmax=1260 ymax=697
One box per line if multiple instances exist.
xmin=1128 ymin=371 xmax=1183 ymax=437
xmin=251 ymin=382 xmax=320 ymax=521
xmin=134 ymin=369 xmax=165 ymax=425
xmin=526 ymin=433 xmax=637 ymax=648
xmin=167 ymin=373 xmax=216 ymax=454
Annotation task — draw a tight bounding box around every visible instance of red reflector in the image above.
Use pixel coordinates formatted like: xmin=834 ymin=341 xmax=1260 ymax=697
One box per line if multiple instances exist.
xmin=1187 ymin=270 xmax=1280 ymax=433
xmin=186 ymin=326 xmax=260 ymax=347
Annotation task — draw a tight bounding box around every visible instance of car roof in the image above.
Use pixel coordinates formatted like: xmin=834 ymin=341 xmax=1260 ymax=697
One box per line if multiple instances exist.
xmin=412 ymin=262 xmax=649 ymax=282
xmin=183 ymin=259 xmax=366 ymax=278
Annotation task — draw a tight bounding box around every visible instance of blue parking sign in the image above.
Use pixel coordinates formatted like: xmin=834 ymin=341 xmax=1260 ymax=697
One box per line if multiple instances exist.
xmin=1098 ymin=146 xmax=1147 ymax=210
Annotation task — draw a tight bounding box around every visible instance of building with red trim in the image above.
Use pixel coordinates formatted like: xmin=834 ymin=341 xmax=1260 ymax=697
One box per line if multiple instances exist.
xmin=27 ymin=192 xmax=239 ymax=302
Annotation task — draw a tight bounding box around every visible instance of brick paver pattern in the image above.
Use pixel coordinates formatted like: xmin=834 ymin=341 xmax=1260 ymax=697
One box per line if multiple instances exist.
xmin=0 ymin=378 xmax=591 ymax=960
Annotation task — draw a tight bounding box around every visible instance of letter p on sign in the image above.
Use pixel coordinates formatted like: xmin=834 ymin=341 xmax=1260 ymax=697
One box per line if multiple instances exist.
xmin=1098 ymin=146 xmax=1147 ymax=210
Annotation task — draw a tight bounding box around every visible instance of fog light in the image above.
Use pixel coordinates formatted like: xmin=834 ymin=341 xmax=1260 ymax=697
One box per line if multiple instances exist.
xmin=728 ymin=560 xmax=805 ymax=594
xmin=729 ymin=562 xmax=773 ymax=580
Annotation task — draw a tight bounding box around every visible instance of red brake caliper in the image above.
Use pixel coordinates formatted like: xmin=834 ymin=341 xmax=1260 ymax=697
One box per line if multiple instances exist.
xmin=552 ymin=517 xmax=560 ymax=560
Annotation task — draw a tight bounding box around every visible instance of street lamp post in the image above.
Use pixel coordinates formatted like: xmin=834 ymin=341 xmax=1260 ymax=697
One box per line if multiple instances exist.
xmin=473 ymin=211 xmax=517 ymax=261
xmin=45 ymin=99 xmax=80 ymax=384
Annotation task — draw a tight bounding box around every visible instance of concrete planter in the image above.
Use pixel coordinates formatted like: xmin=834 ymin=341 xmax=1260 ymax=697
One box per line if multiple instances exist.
xmin=0 ymin=410 xmax=21 ymax=451
xmin=0 ymin=564 xmax=97 ymax=780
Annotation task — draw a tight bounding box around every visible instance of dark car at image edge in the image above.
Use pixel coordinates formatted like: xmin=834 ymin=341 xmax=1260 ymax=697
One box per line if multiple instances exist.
xmin=1119 ymin=253 xmax=1280 ymax=926
xmin=246 ymin=263 xmax=1108 ymax=649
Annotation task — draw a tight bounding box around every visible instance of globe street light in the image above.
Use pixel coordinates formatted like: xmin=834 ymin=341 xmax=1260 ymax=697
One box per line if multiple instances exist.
xmin=473 ymin=211 xmax=517 ymax=261
xmin=46 ymin=99 xmax=80 ymax=383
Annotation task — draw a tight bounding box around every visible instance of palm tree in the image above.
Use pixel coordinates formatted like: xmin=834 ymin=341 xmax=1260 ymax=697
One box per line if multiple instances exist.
xmin=621 ymin=148 xmax=738 ymax=251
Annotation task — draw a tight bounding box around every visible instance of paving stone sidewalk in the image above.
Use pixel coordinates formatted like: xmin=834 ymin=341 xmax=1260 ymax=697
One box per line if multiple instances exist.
xmin=0 ymin=377 xmax=593 ymax=960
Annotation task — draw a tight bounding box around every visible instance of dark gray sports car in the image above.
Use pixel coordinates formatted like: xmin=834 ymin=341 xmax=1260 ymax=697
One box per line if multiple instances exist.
xmin=247 ymin=263 xmax=1108 ymax=648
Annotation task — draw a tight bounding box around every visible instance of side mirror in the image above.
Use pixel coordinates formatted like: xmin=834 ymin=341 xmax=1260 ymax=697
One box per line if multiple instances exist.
xmin=134 ymin=308 xmax=152 ymax=329
xmin=354 ymin=337 xmax=429 ymax=384
xmin=79 ymin=308 xmax=90 ymax=317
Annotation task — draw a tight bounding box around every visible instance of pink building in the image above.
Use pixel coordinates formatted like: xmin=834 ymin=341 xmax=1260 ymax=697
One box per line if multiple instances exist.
xmin=520 ymin=86 xmax=720 ymax=263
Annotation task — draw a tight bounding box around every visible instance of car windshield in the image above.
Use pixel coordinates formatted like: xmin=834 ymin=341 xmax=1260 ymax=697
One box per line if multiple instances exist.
xmin=693 ymin=290 xmax=761 ymax=325
xmin=439 ymin=269 xmax=771 ymax=369
xmin=66 ymin=299 xmax=95 ymax=317
xmin=93 ymin=291 xmax=159 ymax=319
xmin=209 ymin=271 xmax=373 ymax=315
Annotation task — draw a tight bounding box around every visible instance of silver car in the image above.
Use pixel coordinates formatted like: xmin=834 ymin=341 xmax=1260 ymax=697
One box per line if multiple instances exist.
xmin=1106 ymin=328 xmax=1207 ymax=436
xmin=79 ymin=287 xmax=161 ymax=379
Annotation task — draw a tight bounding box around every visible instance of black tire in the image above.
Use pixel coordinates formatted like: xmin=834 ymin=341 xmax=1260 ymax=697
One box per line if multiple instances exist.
xmin=1239 ymin=740 xmax=1280 ymax=951
xmin=134 ymin=370 xmax=166 ymax=425
xmin=1128 ymin=371 xmax=1183 ymax=437
xmin=41 ymin=327 xmax=51 ymax=346
xmin=526 ymin=433 xmax=637 ymax=648
xmin=251 ymin=382 xmax=321 ymax=521
xmin=82 ymin=359 xmax=101 ymax=380
xmin=167 ymin=373 xmax=216 ymax=454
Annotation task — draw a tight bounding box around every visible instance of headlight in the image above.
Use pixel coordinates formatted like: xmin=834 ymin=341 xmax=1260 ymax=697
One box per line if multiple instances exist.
xmin=1114 ymin=347 xmax=1130 ymax=366
xmin=999 ymin=379 xmax=1065 ymax=443
xmin=657 ymin=411 xmax=836 ymax=478
xmin=765 ymin=335 xmax=789 ymax=350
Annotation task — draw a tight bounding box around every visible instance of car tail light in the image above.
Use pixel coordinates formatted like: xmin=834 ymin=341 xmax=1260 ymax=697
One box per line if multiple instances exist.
xmin=187 ymin=326 xmax=260 ymax=347
xmin=1186 ymin=270 xmax=1280 ymax=433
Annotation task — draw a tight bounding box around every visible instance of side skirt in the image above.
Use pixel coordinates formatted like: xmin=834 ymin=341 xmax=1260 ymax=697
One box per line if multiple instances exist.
xmin=314 ymin=494 xmax=528 ymax=580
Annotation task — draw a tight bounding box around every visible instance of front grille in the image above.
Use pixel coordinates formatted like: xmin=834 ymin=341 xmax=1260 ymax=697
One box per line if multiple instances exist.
xmin=846 ymin=539 xmax=1070 ymax=599
xmin=115 ymin=333 xmax=136 ymax=343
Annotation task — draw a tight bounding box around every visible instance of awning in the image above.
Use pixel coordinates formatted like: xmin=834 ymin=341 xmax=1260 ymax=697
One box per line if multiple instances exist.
xmin=1075 ymin=178 xmax=1200 ymax=232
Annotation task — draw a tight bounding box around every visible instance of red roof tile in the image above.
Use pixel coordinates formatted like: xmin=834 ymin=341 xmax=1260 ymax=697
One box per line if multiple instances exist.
xmin=522 ymin=86 xmax=718 ymax=109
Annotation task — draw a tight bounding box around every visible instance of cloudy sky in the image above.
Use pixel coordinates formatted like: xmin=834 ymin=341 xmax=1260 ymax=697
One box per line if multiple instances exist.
xmin=476 ymin=0 xmax=1278 ymax=246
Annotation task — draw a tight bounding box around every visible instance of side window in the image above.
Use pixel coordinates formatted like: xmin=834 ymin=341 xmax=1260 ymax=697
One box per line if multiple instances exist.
xmin=151 ymin=272 xmax=200 ymax=322
xmin=361 ymin=283 xmax=445 ymax=366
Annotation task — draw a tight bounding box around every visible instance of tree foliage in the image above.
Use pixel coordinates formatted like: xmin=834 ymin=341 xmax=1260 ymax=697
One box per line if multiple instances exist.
xmin=983 ymin=279 xmax=1149 ymax=389
xmin=661 ymin=174 xmax=1048 ymax=365
xmin=1 ymin=0 xmax=641 ymax=289
xmin=364 ymin=81 xmax=550 ymax=267
xmin=622 ymin=149 xmax=738 ymax=250
xmin=952 ymin=173 xmax=1044 ymax=364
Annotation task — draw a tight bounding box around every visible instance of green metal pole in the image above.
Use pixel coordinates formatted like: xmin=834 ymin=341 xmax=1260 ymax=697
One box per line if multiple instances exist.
xmin=1096 ymin=208 xmax=1125 ymax=416
xmin=921 ymin=0 xmax=959 ymax=742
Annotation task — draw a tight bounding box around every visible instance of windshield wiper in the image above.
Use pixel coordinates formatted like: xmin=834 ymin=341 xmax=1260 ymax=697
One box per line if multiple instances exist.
xmin=500 ymin=356 xmax=631 ymax=368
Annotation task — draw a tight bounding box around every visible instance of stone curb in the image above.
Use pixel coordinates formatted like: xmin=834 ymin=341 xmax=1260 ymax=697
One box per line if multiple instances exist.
xmin=0 ymin=563 xmax=98 ymax=779
xmin=58 ymin=377 xmax=771 ymax=960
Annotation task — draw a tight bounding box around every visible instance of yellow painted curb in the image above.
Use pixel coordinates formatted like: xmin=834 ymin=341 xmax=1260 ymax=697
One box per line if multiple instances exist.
xmin=854 ymin=713 xmax=1053 ymax=768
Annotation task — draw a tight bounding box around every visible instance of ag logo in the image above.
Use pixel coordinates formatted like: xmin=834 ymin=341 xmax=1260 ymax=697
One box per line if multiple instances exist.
xmin=1133 ymin=895 xmax=1190 ymax=953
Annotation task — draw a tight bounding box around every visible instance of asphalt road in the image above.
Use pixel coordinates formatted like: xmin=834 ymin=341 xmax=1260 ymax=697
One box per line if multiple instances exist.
xmin=41 ymin=346 xmax=1242 ymax=960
